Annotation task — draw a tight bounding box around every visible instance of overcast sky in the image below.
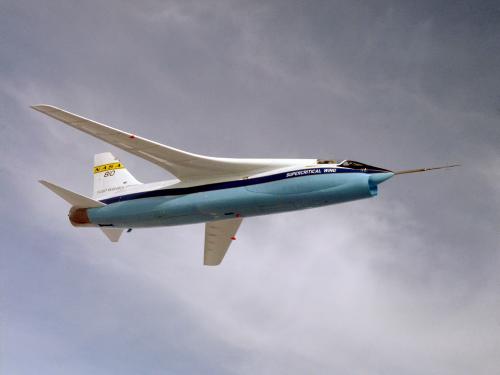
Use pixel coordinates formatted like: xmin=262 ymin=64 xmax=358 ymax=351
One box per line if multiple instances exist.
xmin=1 ymin=1 xmax=499 ymax=374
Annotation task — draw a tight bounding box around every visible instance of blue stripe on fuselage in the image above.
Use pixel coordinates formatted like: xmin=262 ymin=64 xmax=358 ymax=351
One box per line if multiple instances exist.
xmin=100 ymin=167 xmax=384 ymax=204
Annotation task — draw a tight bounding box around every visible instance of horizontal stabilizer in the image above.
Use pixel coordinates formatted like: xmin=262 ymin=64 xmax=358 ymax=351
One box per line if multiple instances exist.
xmin=101 ymin=227 xmax=124 ymax=242
xmin=39 ymin=180 xmax=105 ymax=208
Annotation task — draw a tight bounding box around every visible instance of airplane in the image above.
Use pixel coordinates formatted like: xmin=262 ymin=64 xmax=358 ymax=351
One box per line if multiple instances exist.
xmin=32 ymin=105 xmax=458 ymax=265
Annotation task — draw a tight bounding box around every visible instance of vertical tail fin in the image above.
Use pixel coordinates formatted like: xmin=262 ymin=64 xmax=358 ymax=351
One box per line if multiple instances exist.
xmin=93 ymin=152 xmax=141 ymax=199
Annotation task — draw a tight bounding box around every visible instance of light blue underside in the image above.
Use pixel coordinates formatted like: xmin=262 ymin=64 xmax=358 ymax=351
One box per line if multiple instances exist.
xmin=88 ymin=172 xmax=394 ymax=228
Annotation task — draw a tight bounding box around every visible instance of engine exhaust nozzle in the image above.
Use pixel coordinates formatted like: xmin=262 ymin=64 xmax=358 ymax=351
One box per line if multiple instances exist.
xmin=69 ymin=207 xmax=91 ymax=226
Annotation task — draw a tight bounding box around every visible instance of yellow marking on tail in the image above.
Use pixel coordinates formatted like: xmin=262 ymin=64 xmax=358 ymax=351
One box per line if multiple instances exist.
xmin=93 ymin=162 xmax=124 ymax=174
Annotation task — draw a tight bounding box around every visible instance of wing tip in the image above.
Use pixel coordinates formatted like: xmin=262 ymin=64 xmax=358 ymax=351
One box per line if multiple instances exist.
xmin=203 ymin=260 xmax=222 ymax=267
xmin=203 ymin=260 xmax=222 ymax=266
xmin=30 ymin=104 xmax=58 ymax=113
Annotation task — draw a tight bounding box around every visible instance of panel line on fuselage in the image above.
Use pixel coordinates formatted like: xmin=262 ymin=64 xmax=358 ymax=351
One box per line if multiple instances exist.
xmin=100 ymin=167 xmax=385 ymax=204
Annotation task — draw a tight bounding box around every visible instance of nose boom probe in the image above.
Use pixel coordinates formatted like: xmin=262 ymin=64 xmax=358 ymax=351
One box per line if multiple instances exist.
xmin=394 ymin=164 xmax=460 ymax=175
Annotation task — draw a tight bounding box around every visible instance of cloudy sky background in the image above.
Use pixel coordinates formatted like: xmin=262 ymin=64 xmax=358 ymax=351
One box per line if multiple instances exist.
xmin=1 ymin=1 xmax=499 ymax=373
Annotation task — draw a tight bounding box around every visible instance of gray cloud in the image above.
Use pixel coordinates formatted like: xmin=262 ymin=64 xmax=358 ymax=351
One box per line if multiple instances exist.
xmin=1 ymin=1 xmax=499 ymax=374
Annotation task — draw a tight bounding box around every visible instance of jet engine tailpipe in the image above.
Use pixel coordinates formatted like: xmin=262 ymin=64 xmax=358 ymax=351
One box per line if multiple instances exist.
xmin=69 ymin=207 xmax=91 ymax=226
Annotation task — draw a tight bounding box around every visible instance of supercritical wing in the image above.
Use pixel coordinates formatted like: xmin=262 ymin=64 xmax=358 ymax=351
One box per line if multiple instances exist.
xmin=31 ymin=105 xmax=313 ymax=183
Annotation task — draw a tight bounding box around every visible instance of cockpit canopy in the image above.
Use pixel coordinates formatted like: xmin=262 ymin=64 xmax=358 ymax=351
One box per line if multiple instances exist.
xmin=317 ymin=159 xmax=391 ymax=172
xmin=317 ymin=159 xmax=337 ymax=164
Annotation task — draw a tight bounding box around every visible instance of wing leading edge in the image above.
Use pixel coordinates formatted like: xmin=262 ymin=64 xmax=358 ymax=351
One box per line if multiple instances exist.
xmin=31 ymin=105 xmax=314 ymax=183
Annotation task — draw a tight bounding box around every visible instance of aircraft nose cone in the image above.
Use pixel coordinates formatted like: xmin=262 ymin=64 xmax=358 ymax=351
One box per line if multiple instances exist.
xmin=369 ymin=172 xmax=394 ymax=185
